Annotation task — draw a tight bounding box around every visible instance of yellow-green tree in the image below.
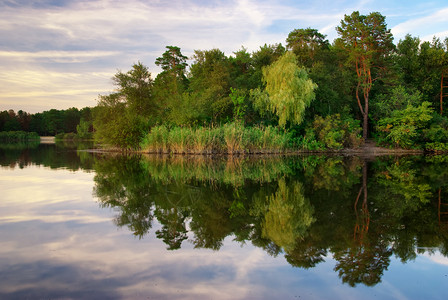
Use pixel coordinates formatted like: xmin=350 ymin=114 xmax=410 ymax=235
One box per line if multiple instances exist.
xmin=256 ymin=51 xmax=316 ymax=128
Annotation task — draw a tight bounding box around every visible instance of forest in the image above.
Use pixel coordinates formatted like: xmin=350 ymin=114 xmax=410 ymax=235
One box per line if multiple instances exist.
xmin=2 ymin=11 xmax=448 ymax=152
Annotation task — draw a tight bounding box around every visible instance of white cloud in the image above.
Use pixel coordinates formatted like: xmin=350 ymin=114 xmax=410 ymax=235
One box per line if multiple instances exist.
xmin=392 ymin=7 xmax=448 ymax=41
xmin=422 ymin=252 xmax=448 ymax=266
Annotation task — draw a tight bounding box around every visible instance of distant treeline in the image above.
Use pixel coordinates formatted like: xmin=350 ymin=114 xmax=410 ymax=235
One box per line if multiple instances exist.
xmin=0 ymin=131 xmax=40 ymax=142
xmin=0 ymin=107 xmax=93 ymax=137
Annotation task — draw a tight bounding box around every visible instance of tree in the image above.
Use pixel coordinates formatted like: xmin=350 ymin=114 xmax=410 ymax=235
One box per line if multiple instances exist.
xmin=63 ymin=107 xmax=80 ymax=133
xmin=155 ymin=46 xmax=188 ymax=78
xmin=112 ymin=61 xmax=155 ymax=117
xmin=186 ymin=48 xmax=233 ymax=123
xmin=251 ymin=43 xmax=286 ymax=87
xmin=336 ymin=11 xmax=395 ymax=140
xmin=254 ymin=51 xmax=317 ymax=128
xmin=93 ymin=93 xmax=146 ymax=149
xmin=93 ymin=62 xmax=154 ymax=149
xmin=153 ymin=46 xmax=189 ymax=122
xmin=286 ymin=27 xmax=330 ymax=68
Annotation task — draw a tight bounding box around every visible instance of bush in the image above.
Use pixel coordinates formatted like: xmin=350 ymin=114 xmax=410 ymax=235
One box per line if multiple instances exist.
xmin=304 ymin=114 xmax=363 ymax=150
xmin=55 ymin=132 xmax=65 ymax=140
xmin=376 ymin=102 xmax=433 ymax=149
xmin=425 ymin=142 xmax=448 ymax=152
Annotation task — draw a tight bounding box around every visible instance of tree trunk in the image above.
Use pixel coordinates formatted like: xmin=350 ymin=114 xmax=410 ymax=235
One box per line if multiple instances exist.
xmin=363 ymin=112 xmax=368 ymax=140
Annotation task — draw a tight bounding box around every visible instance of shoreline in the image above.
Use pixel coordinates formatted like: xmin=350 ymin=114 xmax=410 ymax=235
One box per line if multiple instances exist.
xmin=82 ymin=145 xmax=427 ymax=157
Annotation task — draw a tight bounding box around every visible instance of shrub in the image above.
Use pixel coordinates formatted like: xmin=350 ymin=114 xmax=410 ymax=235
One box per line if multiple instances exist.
xmin=305 ymin=114 xmax=363 ymax=149
xmin=425 ymin=142 xmax=448 ymax=152
xmin=376 ymin=102 xmax=433 ymax=149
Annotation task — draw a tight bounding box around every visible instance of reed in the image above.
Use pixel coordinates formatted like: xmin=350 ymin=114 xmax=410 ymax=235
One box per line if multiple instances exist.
xmin=141 ymin=123 xmax=292 ymax=155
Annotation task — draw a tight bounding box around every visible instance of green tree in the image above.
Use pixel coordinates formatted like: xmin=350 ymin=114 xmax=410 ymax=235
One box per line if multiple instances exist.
xmin=336 ymin=11 xmax=395 ymax=140
xmin=286 ymin=27 xmax=330 ymax=68
xmin=2 ymin=110 xmax=21 ymax=131
xmin=254 ymin=51 xmax=316 ymax=128
xmin=93 ymin=62 xmax=155 ymax=149
xmin=229 ymin=47 xmax=256 ymax=90
xmin=155 ymin=46 xmax=188 ymax=76
xmin=251 ymin=44 xmax=286 ymax=88
xmin=186 ymin=48 xmax=233 ymax=123
xmin=63 ymin=107 xmax=80 ymax=133
xmin=396 ymin=35 xmax=448 ymax=110
xmin=153 ymin=46 xmax=189 ymax=123
xmin=112 ymin=61 xmax=155 ymax=117
xmin=93 ymin=93 xmax=146 ymax=149
xmin=396 ymin=35 xmax=421 ymax=89
xmin=76 ymin=119 xmax=92 ymax=139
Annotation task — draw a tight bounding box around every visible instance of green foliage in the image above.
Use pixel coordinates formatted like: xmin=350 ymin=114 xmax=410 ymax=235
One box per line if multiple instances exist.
xmin=187 ymin=49 xmax=233 ymax=123
xmin=92 ymin=62 xmax=155 ymax=149
xmin=229 ymin=87 xmax=247 ymax=122
xmin=425 ymin=142 xmax=448 ymax=152
xmin=0 ymin=131 xmax=40 ymax=141
xmin=286 ymin=27 xmax=330 ymax=67
xmin=372 ymin=86 xmax=422 ymax=120
xmin=76 ymin=119 xmax=93 ymax=139
xmin=422 ymin=114 xmax=448 ymax=148
xmin=336 ymin=11 xmax=395 ymax=139
xmin=305 ymin=114 xmax=363 ymax=149
xmin=93 ymin=94 xmax=147 ymax=149
xmin=155 ymin=46 xmax=188 ymax=76
xmin=112 ymin=61 xmax=155 ymax=117
xmin=376 ymin=102 xmax=434 ymax=148
xmin=261 ymin=51 xmax=317 ymax=127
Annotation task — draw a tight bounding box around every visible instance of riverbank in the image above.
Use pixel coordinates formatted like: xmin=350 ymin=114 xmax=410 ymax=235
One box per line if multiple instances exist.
xmin=87 ymin=139 xmax=428 ymax=157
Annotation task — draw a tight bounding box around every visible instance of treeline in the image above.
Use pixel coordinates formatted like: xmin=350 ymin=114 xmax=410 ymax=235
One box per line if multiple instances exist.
xmin=0 ymin=107 xmax=93 ymax=138
xmin=5 ymin=11 xmax=448 ymax=151
xmin=92 ymin=11 xmax=448 ymax=152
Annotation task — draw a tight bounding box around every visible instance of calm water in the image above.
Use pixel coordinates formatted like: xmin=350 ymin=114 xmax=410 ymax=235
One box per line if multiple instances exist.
xmin=1 ymin=142 xmax=448 ymax=299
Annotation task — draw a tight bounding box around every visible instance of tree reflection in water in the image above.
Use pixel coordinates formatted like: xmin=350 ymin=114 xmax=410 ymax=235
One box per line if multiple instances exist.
xmin=93 ymin=154 xmax=448 ymax=287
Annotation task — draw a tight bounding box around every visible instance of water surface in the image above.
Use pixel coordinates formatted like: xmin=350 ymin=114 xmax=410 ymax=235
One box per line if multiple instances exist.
xmin=0 ymin=142 xmax=447 ymax=299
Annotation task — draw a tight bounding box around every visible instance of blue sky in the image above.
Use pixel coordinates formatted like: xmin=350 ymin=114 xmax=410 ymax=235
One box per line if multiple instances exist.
xmin=0 ymin=0 xmax=447 ymax=113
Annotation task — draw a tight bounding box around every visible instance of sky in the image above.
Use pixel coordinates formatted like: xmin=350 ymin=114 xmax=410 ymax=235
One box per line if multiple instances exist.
xmin=0 ymin=0 xmax=447 ymax=113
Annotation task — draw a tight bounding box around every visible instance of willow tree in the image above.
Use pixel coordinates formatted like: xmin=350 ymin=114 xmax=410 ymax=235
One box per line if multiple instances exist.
xmin=336 ymin=11 xmax=394 ymax=140
xmin=256 ymin=51 xmax=316 ymax=128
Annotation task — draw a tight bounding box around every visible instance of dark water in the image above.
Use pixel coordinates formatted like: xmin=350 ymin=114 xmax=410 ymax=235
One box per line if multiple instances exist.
xmin=1 ymin=142 xmax=448 ymax=299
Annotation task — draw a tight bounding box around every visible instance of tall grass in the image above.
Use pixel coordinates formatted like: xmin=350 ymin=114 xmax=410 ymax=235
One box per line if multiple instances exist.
xmin=141 ymin=122 xmax=291 ymax=155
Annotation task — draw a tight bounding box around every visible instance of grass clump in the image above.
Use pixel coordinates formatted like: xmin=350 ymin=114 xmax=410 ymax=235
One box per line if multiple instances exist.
xmin=141 ymin=122 xmax=291 ymax=155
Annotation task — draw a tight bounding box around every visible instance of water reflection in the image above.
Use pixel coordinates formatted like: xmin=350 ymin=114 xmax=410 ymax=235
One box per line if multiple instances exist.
xmin=92 ymin=154 xmax=448 ymax=287
xmin=0 ymin=141 xmax=96 ymax=170
xmin=2 ymin=142 xmax=448 ymax=296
